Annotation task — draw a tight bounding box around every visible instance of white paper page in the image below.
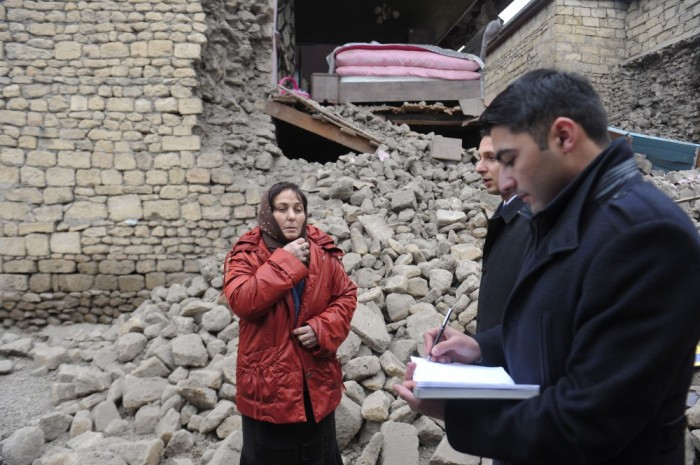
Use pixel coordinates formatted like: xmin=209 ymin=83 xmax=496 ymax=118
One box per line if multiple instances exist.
xmin=411 ymin=356 xmax=515 ymax=388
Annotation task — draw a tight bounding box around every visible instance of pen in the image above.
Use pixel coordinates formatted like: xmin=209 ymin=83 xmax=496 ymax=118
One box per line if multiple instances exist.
xmin=427 ymin=307 xmax=453 ymax=362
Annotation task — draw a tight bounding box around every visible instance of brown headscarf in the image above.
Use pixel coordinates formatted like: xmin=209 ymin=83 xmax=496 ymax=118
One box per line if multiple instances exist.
xmin=258 ymin=182 xmax=308 ymax=253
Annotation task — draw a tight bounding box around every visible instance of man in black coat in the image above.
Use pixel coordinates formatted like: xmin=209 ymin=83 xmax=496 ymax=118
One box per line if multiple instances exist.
xmin=474 ymin=135 xmax=531 ymax=333
xmin=395 ymin=69 xmax=700 ymax=465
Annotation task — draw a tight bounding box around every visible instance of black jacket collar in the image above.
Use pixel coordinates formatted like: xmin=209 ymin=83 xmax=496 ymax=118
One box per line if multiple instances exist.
xmin=530 ymin=138 xmax=639 ymax=255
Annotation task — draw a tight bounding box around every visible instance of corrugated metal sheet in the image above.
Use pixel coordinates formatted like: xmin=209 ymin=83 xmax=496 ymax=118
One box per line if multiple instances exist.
xmin=609 ymin=127 xmax=700 ymax=171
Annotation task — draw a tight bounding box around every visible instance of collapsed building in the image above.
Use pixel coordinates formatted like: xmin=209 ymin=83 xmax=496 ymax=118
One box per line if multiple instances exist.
xmin=1 ymin=0 xmax=700 ymax=464
xmin=0 ymin=0 xmax=698 ymax=326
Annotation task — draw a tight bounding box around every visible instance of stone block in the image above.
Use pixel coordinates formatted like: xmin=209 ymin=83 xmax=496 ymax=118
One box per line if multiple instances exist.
xmin=27 ymin=273 xmax=51 ymax=292
xmin=119 ymin=275 xmax=145 ymax=292
xmin=0 ymin=202 xmax=28 ymax=220
xmin=144 ymin=170 xmax=167 ymax=185
xmin=186 ymin=168 xmax=210 ymax=184
xmin=24 ymin=234 xmax=49 ymax=256
xmin=0 ymin=166 xmax=19 ymax=185
xmin=153 ymin=152 xmax=180 ymax=169
xmin=0 ymin=110 xmax=27 ymax=126
xmin=98 ymin=260 xmax=136 ymax=275
xmin=146 ymin=272 xmax=166 ymax=289
xmin=64 ymin=201 xmax=108 ymax=224
xmin=114 ymin=152 xmax=137 ymax=170
xmin=108 ymin=195 xmax=143 ymax=222
xmin=26 ymin=150 xmax=56 ymax=167
xmin=0 ymin=274 xmax=28 ymax=292
xmin=144 ymin=200 xmax=180 ymax=220
xmin=181 ymin=203 xmax=202 ymax=221
xmin=55 ymin=274 xmax=94 ymax=292
xmin=159 ymin=185 xmax=188 ymax=200
xmin=58 ymin=151 xmax=91 ymax=169
xmin=50 ymin=232 xmax=81 ymax=254
xmin=45 ymin=167 xmax=75 ymax=186
xmin=0 ymin=237 xmax=26 ymax=256
xmin=178 ymin=98 xmax=203 ymax=115
xmin=233 ymin=205 xmax=256 ymax=219
xmin=55 ymin=41 xmax=82 ymax=59
xmin=162 ymin=135 xmax=200 ymax=151
xmin=157 ymin=260 xmax=183 ymax=272
xmin=174 ymin=43 xmax=201 ymax=59
xmin=101 ymin=42 xmax=129 ymax=58
xmin=43 ymin=187 xmax=74 ymax=204
xmin=202 ymin=206 xmax=230 ymax=221
xmin=4 ymin=259 xmax=37 ymax=273
xmin=148 ymin=40 xmax=173 ymax=57
xmin=38 ymin=259 xmax=76 ymax=273
xmin=94 ymin=274 xmax=119 ymax=291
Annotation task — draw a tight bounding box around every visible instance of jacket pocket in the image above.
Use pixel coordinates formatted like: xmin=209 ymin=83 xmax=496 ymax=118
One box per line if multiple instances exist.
xmin=237 ymin=346 xmax=278 ymax=404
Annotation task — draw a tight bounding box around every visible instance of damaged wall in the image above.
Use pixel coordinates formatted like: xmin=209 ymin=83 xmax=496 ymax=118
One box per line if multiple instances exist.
xmin=485 ymin=0 xmax=699 ymax=142
xmin=0 ymin=0 xmax=282 ymax=327
xmin=0 ymin=0 xmax=697 ymax=328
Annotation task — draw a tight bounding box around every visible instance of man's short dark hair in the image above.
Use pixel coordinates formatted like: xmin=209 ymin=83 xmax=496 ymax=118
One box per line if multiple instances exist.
xmin=479 ymin=69 xmax=610 ymax=149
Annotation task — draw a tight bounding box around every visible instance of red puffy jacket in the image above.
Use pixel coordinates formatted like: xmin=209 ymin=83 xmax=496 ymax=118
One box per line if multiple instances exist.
xmin=223 ymin=225 xmax=357 ymax=424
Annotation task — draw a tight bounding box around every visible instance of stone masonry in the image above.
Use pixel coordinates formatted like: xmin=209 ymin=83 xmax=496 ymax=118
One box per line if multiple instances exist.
xmin=485 ymin=0 xmax=699 ymax=142
xmin=0 ymin=0 xmax=268 ymax=327
xmin=1 ymin=0 xmax=698 ymax=329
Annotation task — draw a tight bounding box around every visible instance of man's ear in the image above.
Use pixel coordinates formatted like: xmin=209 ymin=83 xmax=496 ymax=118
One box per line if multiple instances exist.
xmin=550 ymin=117 xmax=577 ymax=153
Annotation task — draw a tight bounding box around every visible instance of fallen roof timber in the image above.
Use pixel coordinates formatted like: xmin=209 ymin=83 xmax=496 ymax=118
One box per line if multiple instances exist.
xmin=264 ymin=100 xmax=377 ymax=154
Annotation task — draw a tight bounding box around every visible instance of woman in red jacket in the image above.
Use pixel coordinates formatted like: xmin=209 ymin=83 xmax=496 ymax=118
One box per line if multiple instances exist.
xmin=223 ymin=182 xmax=357 ymax=465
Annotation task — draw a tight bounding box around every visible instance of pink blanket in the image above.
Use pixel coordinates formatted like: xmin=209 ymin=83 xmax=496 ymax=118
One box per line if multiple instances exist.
xmin=328 ymin=42 xmax=483 ymax=81
xmin=336 ymin=49 xmax=480 ymax=71
xmin=335 ymin=65 xmax=480 ymax=80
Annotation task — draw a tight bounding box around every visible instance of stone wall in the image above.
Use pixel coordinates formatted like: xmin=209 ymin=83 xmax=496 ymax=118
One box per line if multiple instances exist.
xmin=485 ymin=0 xmax=629 ymax=96
xmin=625 ymin=0 xmax=700 ymax=58
xmin=483 ymin=2 xmax=556 ymax=99
xmin=0 ymin=0 xmax=281 ymax=328
xmin=485 ymin=0 xmax=699 ymax=142
xmin=1 ymin=0 xmax=697 ymax=328
xmin=604 ymin=35 xmax=700 ymax=142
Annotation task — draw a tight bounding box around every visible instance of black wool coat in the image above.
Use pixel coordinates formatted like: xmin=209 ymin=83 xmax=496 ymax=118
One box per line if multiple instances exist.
xmin=476 ymin=196 xmax=531 ymax=333
xmin=446 ymin=139 xmax=700 ymax=465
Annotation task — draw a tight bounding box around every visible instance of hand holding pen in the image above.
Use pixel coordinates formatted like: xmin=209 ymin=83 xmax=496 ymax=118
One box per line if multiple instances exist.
xmin=427 ymin=307 xmax=453 ymax=362
xmin=423 ymin=307 xmax=482 ymax=364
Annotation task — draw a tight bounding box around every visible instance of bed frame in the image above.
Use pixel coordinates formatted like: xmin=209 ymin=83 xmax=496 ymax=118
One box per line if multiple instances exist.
xmin=311 ymin=73 xmax=482 ymax=105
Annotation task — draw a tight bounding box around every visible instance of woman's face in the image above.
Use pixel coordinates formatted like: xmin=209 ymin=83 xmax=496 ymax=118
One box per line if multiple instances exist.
xmin=272 ymin=189 xmax=306 ymax=241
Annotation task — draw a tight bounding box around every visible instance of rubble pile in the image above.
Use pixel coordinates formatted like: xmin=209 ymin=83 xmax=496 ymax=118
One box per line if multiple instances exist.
xmin=1 ymin=111 xmax=699 ymax=465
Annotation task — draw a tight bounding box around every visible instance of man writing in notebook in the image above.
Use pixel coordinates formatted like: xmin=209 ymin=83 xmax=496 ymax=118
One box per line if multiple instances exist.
xmin=394 ymin=69 xmax=700 ymax=465
xmin=473 ymin=135 xmax=531 ymax=332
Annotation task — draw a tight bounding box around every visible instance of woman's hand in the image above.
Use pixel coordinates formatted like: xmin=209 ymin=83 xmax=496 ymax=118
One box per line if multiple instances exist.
xmin=292 ymin=325 xmax=318 ymax=349
xmin=424 ymin=325 xmax=481 ymax=364
xmin=283 ymin=238 xmax=310 ymax=263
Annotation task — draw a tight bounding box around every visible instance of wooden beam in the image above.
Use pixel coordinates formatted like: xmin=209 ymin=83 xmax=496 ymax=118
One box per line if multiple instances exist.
xmin=264 ymin=100 xmax=376 ymax=154
xmin=338 ymin=79 xmax=481 ymax=104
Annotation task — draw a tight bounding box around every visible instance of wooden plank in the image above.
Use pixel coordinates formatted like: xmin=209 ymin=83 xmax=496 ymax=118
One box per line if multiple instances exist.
xmin=275 ymin=86 xmax=386 ymax=148
xmin=311 ymin=73 xmax=339 ymax=104
xmin=338 ymin=79 xmax=481 ymax=103
xmin=264 ymin=100 xmax=375 ymax=154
